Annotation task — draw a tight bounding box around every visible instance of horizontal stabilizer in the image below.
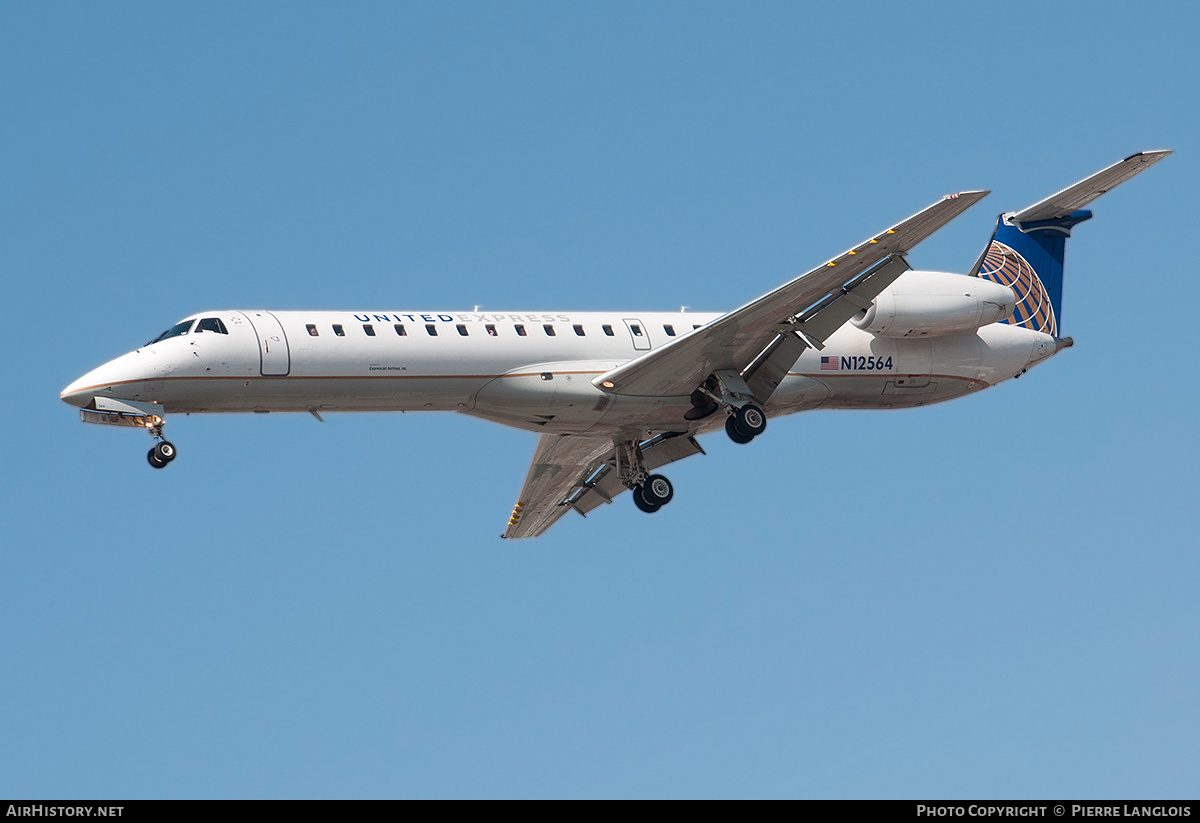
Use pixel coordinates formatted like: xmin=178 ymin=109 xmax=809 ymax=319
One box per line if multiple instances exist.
xmin=1012 ymin=150 xmax=1172 ymax=223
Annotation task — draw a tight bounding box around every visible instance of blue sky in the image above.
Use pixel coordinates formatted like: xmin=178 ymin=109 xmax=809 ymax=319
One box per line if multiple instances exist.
xmin=3 ymin=1 xmax=1197 ymax=799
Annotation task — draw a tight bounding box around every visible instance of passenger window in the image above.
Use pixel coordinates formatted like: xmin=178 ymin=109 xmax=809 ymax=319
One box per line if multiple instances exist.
xmin=515 ymin=324 xmax=527 ymax=336
xmin=543 ymin=324 xmax=556 ymax=336
xmin=195 ymin=317 xmax=228 ymax=334
xmin=394 ymin=324 xmax=407 ymax=336
xmin=457 ymin=324 xmax=469 ymax=336
xmin=426 ymin=324 xmax=438 ymax=336
xmin=307 ymin=324 xmax=319 ymax=337
xmin=631 ymin=325 xmax=643 ymax=336
xmin=485 ymin=324 xmax=497 ymax=336
xmin=573 ymin=324 xmax=585 ymax=336
xmin=333 ymin=324 xmax=345 ymax=337
xmin=602 ymin=325 xmax=614 ymax=336
xmin=363 ymin=324 xmax=376 ymax=336
xmin=664 ymin=324 xmax=676 ymax=336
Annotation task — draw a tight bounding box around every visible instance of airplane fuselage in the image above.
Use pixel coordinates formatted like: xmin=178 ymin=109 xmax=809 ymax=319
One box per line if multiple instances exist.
xmin=61 ymin=307 xmax=1059 ymax=439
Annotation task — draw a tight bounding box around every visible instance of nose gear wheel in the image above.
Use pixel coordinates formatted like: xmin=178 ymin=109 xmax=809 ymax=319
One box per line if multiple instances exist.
xmin=148 ymin=440 xmax=177 ymax=469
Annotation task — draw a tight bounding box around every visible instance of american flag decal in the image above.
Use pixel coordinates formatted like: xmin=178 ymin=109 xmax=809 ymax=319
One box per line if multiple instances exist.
xmin=820 ymin=356 xmax=838 ymax=371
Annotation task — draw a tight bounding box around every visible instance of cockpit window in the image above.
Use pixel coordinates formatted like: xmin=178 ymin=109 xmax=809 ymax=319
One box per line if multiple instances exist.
xmin=195 ymin=317 xmax=229 ymax=334
xmin=146 ymin=319 xmax=195 ymax=345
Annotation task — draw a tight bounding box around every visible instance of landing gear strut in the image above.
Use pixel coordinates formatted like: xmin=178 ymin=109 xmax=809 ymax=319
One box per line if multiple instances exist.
xmin=145 ymin=419 xmax=177 ymax=469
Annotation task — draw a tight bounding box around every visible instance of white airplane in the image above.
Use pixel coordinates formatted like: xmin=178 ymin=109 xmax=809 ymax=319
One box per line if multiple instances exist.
xmin=62 ymin=151 xmax=1169 ymax=537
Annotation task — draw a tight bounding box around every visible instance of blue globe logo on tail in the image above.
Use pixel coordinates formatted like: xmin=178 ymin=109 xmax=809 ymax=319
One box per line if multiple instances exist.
xmin=978 ymin=240 xmax=1057 ymax=336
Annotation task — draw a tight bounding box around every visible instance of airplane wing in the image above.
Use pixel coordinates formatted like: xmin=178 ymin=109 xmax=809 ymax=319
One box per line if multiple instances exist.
xmin=1012 ymin=150 xmax=1172 ymax=223
xmin=591 ymin=190 xmax=990 ymax=400
xmin=503 ymin=432 xmax=705 ymax=538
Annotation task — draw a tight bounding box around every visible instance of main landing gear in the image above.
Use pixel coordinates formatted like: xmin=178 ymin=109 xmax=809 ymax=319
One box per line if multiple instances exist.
xmin=697 ymin=372 xmax=769 ymax=446
xmin=725 ymin=403 xmax=766 ymax=444
xmin=633 ymin=474 xmax=674 ymax=514
xmin=145 ymin=419 xmax=177 ymax=469
xmin=616 ymin=440 xmax=675 ymax=515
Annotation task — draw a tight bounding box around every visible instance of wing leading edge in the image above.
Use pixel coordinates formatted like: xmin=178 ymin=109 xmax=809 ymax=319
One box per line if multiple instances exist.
xmin=591 ymin=190 xmax=990 ymax=400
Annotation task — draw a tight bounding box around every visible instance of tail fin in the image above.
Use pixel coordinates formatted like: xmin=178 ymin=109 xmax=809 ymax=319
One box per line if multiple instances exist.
xmin=971 ymin=150 xmax=1171 ymax=335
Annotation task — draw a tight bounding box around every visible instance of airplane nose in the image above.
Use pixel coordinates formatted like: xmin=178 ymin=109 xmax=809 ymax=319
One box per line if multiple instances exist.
xmin=61 ymin=351 xmax=146 ymax=408
xmin=60 ymin=377 xmax=91 ymax=408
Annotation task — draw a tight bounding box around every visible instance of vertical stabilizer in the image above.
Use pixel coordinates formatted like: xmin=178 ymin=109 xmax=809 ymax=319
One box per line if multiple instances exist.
xmin=974 ymin=211 xmax=1089 ymax=336
xmin=971 ymin=150 xmax=1171 ymax=335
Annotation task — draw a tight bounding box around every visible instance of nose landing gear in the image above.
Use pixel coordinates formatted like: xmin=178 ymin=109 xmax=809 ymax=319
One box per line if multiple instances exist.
xmin=147 ymin=441 xmax=177 ymax=469
xmin=145 ymin=420 xmax=177 ymax=469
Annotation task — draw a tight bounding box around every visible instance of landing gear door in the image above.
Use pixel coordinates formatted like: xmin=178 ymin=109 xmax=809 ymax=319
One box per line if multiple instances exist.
xmin=244 ymin=311 xmax=291 ymax=376
xmin=623 ymin=318 xmax=651 ymax=351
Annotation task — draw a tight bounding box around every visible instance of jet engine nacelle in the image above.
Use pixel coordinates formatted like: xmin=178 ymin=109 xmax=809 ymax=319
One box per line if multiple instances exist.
xmin=851 ymin=270 xmax=1016 ymax=338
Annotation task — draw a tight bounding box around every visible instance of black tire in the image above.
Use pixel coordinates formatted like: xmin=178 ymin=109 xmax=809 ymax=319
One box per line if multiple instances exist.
xmin=148 ymin=447 xmax=167 ymax=469
xmin=641 ymin=474 xmax=674 ymax=506
xmin=726 ymin=415 xmax=754 ymax=444
xmin=155 ymin=441 xmax=177 ymax=463
xmin=734 ymin=404 xmax=767 ymax=437
xmin=632 ymin=485 xmax=662 ymax=513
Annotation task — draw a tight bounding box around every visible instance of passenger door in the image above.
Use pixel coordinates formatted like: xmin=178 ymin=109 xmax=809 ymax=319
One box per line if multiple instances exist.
xmin=243 ymin=311 xmax=291 ymax=376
